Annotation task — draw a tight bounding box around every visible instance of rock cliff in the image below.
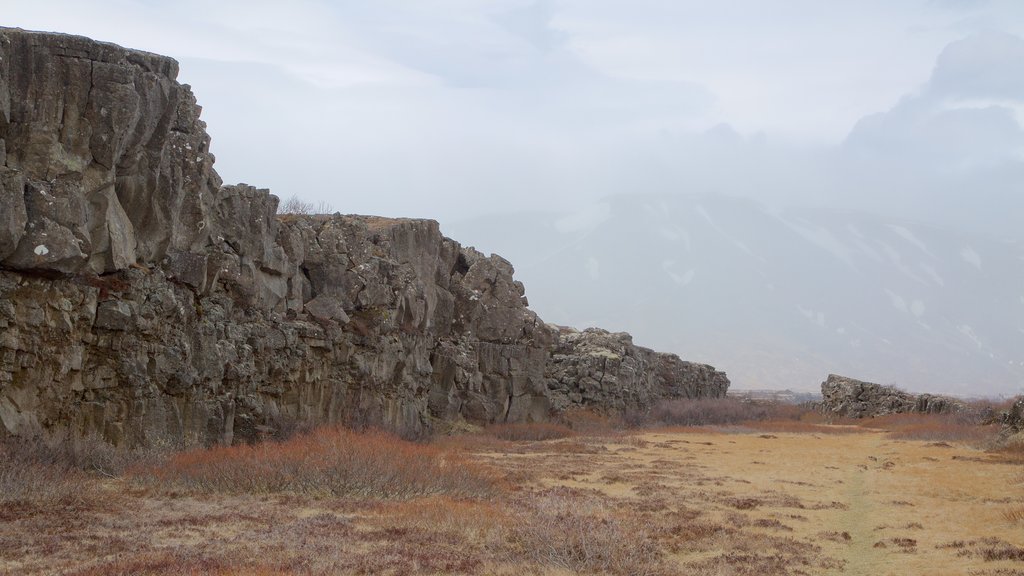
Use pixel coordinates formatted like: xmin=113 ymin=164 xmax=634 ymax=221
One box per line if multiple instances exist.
xmin=1001 ymin=398 xmax=1024 ymax=436
xmin=819 ymin=374 xmax=963 ymax=419
xmin=0 ymin=28 xmax=728 ymax=445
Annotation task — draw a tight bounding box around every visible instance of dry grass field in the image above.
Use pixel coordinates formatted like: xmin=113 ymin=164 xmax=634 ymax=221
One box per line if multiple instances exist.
xmin=1 ymin=410 xmax=1022 ymax=575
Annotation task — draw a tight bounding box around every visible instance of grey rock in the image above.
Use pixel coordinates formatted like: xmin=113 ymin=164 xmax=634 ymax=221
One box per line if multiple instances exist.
xmin=164 ymin=250 xmax=209 ymax=292
xmin=1001 ymin=398 xmax=1024 ymax=435
xmin=546 ymin=327 xmax=730 ymax=413
xmin=94 ymin=300 xmax=133 ymax=331
xmin=819 ymin=374 xmax=964 ymax=418
xmin=0 ymin=29 xmax=729 ymax=446
xmin=0 ymin=169 xmax=26 ymax=259
xmin=304 ymin=294 xmax=350 ymax=323
xmin=0 ymin=27 xmax=218 ymax=274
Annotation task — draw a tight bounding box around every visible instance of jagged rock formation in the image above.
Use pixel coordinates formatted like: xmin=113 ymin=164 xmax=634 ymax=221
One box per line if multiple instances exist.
xmin=546 ymin=327 xmax=729 ymax=412
xmin=0 ymin=28 xmax=728 ymax=445
xmin=1002 ymin=398 xmax=1024 ymax=435
xmin=819 ymin=374 xmax=963 ymax=419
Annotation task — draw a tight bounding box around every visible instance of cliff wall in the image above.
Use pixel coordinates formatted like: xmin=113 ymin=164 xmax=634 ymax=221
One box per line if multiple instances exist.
xmin=0 ymin=28 xmax=728 ymax=445
xmin=819 ymin=374 xmax=963 ymax=419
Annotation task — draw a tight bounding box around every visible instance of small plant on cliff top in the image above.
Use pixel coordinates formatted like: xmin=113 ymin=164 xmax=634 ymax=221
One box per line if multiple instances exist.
xmin=278 ymin=194 xmax=334 ymax=215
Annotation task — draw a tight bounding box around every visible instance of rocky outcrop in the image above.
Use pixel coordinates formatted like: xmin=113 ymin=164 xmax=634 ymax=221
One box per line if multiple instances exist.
xmin=819 ymin=374 xmax=963 ymax=419
xmin=546 ymin=327 xmax=729 ymax=413
xmin=0 ymin=28 xmax=728 ymax=445
xmin=1001 ymin=398 xmax=1024 ymax=435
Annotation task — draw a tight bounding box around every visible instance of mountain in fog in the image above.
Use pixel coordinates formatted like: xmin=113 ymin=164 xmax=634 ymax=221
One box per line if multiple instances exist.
xmin=446 ymin=194 xmax=1024 ymax=396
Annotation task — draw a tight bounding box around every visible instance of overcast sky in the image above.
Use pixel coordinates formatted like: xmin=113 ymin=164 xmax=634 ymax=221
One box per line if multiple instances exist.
xmin=4 ymin=1 xmax=1024 ymax=233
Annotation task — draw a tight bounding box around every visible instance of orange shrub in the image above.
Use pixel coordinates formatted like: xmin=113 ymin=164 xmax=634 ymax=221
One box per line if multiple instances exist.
xmin=134 ymin=426 xmax=498 ymax=499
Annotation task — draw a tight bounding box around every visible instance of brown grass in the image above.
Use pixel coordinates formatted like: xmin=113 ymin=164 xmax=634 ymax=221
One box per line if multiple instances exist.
xmin=741 ymin=418 xmax=868 ymax=435
xmin=560 ymin=407 xmax=624 ymax=434
xmin=636 ymin=397 xmax=782 ymax=427
xmin=483 ymin=421 xmax=576 ymax=441
xmin=853 ymin=412 xmax=1000 ymax=445
xmin=0 ymin=457 xmax=97 ymax=514
xmin=507 ymin=487 xmax=667 ymax=576
xmin=0 ymin=433 xmax=150 ymax=515
xmin=5 ymin=420 xmax=1024 ymax=575
xmin=134 ymin=426 xmax=497 ymax=499
xmin=1005 ymin=506 xmax=1024 ymax=525
xmin=992 ymin=437 xmax=1024 ymax=464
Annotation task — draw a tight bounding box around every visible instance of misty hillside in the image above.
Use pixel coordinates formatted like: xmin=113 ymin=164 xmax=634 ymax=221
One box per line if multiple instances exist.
xmin=447 ymin=194 xmax=1024 ymax=396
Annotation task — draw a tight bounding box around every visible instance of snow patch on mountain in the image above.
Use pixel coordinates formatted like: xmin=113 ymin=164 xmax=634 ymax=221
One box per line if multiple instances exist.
xmin=888 ymin=224 xmax=935 ymax=259
xmin=778 ymin=215 xmax=858 ymax=271
xmin=662 ymin=260 xmax=695 ymax=286
xmin=695 ymin=203 xmax=767 ymax=263
xmin=555 ymin=202 xmax=610 ymax=234
xmin=885 ymin=289 xmax=909 ymax=313
xmin=958 ymin=324 xmax=984 ymax=349
xmin=919 ymin=263 xmax=945 ymax=287
xmin=960 ymin=247 xmax=982 ymax=270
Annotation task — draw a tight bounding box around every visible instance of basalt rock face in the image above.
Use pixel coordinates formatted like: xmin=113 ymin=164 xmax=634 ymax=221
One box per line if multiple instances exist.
xmin=0 ymin=29 xmax=728 ymax=445
xmin=546 ymin=327 xmax=729 ymax=413
xmin=0 ymin=28 xmax=216 ymax=274
xmin=819 ymin=374 xmax=963 ymax=419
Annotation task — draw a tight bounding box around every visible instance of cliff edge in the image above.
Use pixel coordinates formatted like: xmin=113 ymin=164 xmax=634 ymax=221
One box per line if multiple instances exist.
xmin=0 ymin=28 xmax=728 ymax=445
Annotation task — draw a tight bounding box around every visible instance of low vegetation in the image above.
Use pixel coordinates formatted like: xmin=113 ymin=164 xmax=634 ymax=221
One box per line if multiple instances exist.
xmin=630 ymin=397 xmax=777 ymax=427
xmin=136 ymin=426 xmax=497 ymax=499
xmin=483 ymin=421 xmax=576 ymax=442
xmin=276 ymin=195 xmax=334 ymax=216
xmin=2 ymin=397 xmax=1022 ymax=574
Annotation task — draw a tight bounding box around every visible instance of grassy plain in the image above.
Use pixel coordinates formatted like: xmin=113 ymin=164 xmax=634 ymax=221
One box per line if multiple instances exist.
xmin=1 ymin=416 xmax=1022 ymax=575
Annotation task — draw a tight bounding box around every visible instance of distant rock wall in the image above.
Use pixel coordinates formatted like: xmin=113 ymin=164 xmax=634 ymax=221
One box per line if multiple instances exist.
xmin=546 ymin=327 xmax=729 ymax=412
xmin=819 ymin=374 xmax=963 ymax=419
xmin=0 ymin=28 xmax=728 ymax=445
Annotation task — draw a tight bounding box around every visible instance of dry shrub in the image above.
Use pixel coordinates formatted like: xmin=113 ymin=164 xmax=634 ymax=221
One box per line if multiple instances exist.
xmin=66 ymin=551 xmax=239 ymax=576
xmin=649 ymin=425 xmax=725 ymax=435
xmin=373 ymin=496 xmax=509 ymax=544
xmin=860 ymin=413 xmax=998 ymax=445
xmin=0 ymin=456 xmax=96 ymax=513
xmin=955 ymin=538 xmax=1024 ymax=562
xmin=992 ymin=436 xmax=1024 ymax=464
xmin=135 ymin=426 xmax=497 ymax=499
xmin=640 ymin=398 xmax=810 ymax=428
xmin=484 ymin=422 xmax=576 ymax=441
xmin=561 ymin=407 xmax=623 ymax=435
xmin=507 ymin=488 xmax=667 ymax=576
xmin=0 ymin=434 xmax=145 ymax=513
xmin=1 ymin=432 xmax=169 ymax=477
xmin=277 ymin=195 xmax=333 ymax=215
xmin=431 ymin=431 xmax=512 ymax=454
xmin=745 ymin=419 xmax=867 ymax=435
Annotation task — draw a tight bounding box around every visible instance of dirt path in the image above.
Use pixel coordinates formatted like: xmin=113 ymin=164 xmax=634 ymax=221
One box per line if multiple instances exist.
xmin=831 ymin=434 xmax=890 ymax=576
